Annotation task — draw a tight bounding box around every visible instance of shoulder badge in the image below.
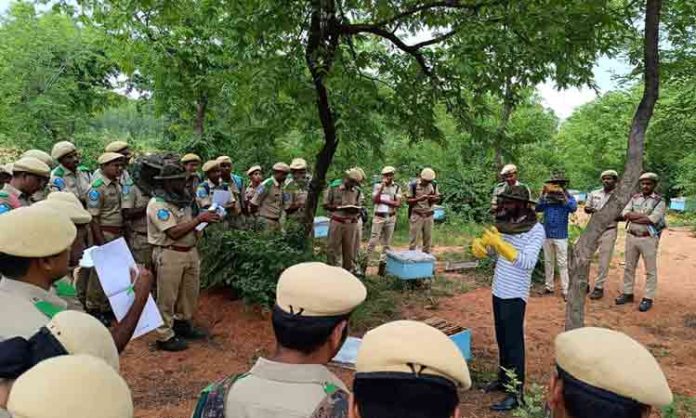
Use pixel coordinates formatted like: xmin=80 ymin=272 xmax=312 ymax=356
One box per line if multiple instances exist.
xmin=262 ymin=178 xmax=274 ymax=187
xmin=53 ymin=177 xmax=66 ymax=190
xmin=92 ymin=178 xmax=105 ymax=188
xmin=157 ymin=208 xmax=171 ymax=221
xmin=87 ymin=189 xmax=100 ymax=207
xmin=197 ymin=186 xmax=209 ymax=198
xmin=54 ymin=281 xmax=77 ymax=297
xmin=330 ymin=179 xmax=342 ymax=188
xmin=0 ymin=203 xmax=12 ymax=214
xmin=53 ymin=166 xmax=65 ymax=177
xmin=0 ymin=191 xmax=8 ymax=198
xmin=122 ymin=184 xmax=131 ymax=196
xmin=78 ymin=165 xmax=91 ymax=173
xmin=154 ymin=196 xmax=166 ymax=203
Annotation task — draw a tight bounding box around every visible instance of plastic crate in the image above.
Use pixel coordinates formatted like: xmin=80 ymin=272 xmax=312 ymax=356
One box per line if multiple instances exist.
xmin=313 ymin=216 xmax=330 ymax=238
xmin=568 ymin=190 xmax=587 ymax=203
xmin=386 ymin=250 xmax=435 ymax=280
xmin=433 ymin=205 xmax=446 ymax=221
xmin=670 ymin=197 xmax=686 ymax=212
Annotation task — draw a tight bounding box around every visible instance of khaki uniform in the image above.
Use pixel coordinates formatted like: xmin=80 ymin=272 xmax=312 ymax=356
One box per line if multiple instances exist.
xmin=284 ymin=176 xmax=311 ymax=222
xmin=408 ymin=180 xmax=438 ymax=253
xmin=251 ymin=177 xmax=285 ymax=230
xmin=0 ymin=183 xmax=30 ymax=213
xmin=367 ymin=183 xmax=400 ymax=262
xmin=49 ymin=164 xmax=92 ymax=204
xmin=147 ymin=197 xmax=200 ymax=342
xmin=491 ymin=181 xmax=531 ymax=210
xmin=92 ymin=167 xmax=131 ymax=188
xmin=196 ymin=179 xmax=235 ymax=209
xmin=123 ymin=183 xmax=152 ymax=268
xmin=225 ymin=358 xmax=347 ymax=418
xmin=324 ymin=182 xmax=363 ymax=271
xmin=621 ymin=193 xmax=666 ymax=299
xmin=586 ymin=188 xmax=619 ymax=289
xmin=86 ymin=176 xmax=126 ymax=312
xmin=0 ymin=278 xmax=70 ymax=341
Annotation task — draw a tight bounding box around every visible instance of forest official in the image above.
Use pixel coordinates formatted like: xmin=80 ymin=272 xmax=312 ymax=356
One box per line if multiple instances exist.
xmin=49 ymin=141 xmax=92 ymax=205
xmin=284 ymin=158 xmax=311 ymax=223
xmin=366 ymin=166 xmax=401 ymax=276
xmin=407 ymin=168 xmax=440 ymax=254
xmin=324 ymin=168 xmax=364 ymax=272
xmin=0 ymin=157 xmax=50 ymax=212
xmin=491 ymin=164 xmax=531 ymax=212
xmin=250 ymin=162 xmax=290 ymax=231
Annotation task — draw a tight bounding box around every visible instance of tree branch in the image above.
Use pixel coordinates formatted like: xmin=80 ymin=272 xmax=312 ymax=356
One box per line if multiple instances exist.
xmin=375 ymin=0 xmax=498 ymax=28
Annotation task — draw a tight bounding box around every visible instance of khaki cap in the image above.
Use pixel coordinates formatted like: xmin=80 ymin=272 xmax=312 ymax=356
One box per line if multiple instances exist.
xmin=51 ymin=141 xmax=77 ymax=160
xmin=555 ymin=327 xmax=672 ymax=407
xmin=500 ymin=164 xmax=517 ymax=176
xmin=104 ymin=140 xmax=129 ymax=153
xmin=202 ymin=160 xmax=219 ymax=173
xmin=272 ymin=162 xmax=290 ymax=173
xmin=7 ymin=355 xmax=133 ymax=418
xmin=46 ymin=310 xmax=119 ymax=370
xmin=276 ymin=262 xmax=367 ymax=317
xmin=639 ymin=172 xmax=659 ymax=182
xmin=181 ymin=153 xmax=201 ymax=163
xmin=381 ymin=166 xmax=396 ymax=175
xmin=246 ymin=165 xmax=262 ymax=176
xmin=600 ymin=170 xmax=618 ymax=179
xmin=0 ymin=206 xmax=76 ymax=257
xmin=98 ymin=152 xmax=125 ymax=165
xmin=34 ymin=198 xmax=92 ymax=225
xmin=21 ymin=149 xmax=54 ymax=167
xmin=216 ymin=156 xmax=232 ymax=164
xmin=0 ymin=163 xmax=11 ymax=175
xmin=290 ymin=158 xmax=308 ymax=170
xmin=12 ymin=157 xmax=50 ymax=178
xmin=345 ymin=168 xmax=363 ymax=182
xmin=420 ymin=168 xmax=436 ymax=181
xmin=356 ymin=320 xmax=471 ymax=389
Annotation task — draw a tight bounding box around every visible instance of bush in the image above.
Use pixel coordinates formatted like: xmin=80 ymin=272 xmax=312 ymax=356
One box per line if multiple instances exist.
xmin=199 ymin=223 xmax=318 ymax=307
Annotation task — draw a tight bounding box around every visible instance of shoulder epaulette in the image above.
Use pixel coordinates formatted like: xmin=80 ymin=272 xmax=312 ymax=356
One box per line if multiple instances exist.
xmin=154 ymin=196 xmax=166 ymax=202
xmin=91 ymin=178 xmax=105 ymax=188
xmin=0 ymin=191 xmax=8 ymax=198
xmin=262 ymin=178 xmax=274 ymax=187
xmin=34 ymin=300 xmax=65 ymax=319
xmin=77 ymin=165 xmax=91 ymax=173
xmin=329 ymin=179 xmax=342 ymax=188
xmin=52 ymin=166 xmax=65 ymax=177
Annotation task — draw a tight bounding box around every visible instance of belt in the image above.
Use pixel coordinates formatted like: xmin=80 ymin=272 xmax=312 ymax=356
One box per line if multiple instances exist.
xmin=628 ymin=230 xmax=651 ymax=237
xmin=261 ymin=215 xmax=280 ymax=221
xmin=100 ymin=225 xmax=123 ymax=234
xmin=374 ymin=212 xmax=395 ymax=218
xmin=331 ymin=216 xmax=359 ymax=224
xmin=413 ymin=211 xmax=434 ymax=218
xmin=162 ymin=245 xmax=194 ymax=252
xmin=605 ymin=225 xmax=617 ymax=231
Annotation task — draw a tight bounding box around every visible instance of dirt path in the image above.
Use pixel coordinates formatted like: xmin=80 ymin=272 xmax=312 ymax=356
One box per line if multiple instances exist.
xmin=121 ymin=227 xmax=696 ymax=417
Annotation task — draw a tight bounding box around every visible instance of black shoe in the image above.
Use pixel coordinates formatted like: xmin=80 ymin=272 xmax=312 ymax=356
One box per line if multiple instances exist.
xmin=377 ymin=261 xmax=386 ymax=277
xmin=483 ymin=380 xmax=504 ymax=393
xmin=490 ymin=394 xmax=522 ymax=412
xmin=156 ymin=336 xmax=188 ymax=352
xmin=639 ymin=298 xmax=653 ymax=312
xmin=589 ymin=288 xmax=604 ymax=300
xmin=615 ymin=293 xmax=634 ymax=305
xmin=173 ymin=320 xmax=208 ymax=340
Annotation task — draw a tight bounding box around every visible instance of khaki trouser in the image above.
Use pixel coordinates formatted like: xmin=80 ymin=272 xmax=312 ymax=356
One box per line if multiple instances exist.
xmin=154 ymin=247 xmax=200 ymax=341
xmin=129 ymin=232 xmax=153 ymax=269
xmin=593 ymin=227 xmax=618 ymax=289
xmin=367 ymin=215 xmax=396 ymax=262
xmin=327 ymin=219 xmax=360 ymax=271
xmin=543 ymin=238 xmax=569 ymax=295
xmin=409 ymin=213 xmax=434 ymax=253
xmin=86 ymin=231 xmax=120 ymax=312
xmin=622 ymin=234 xmax=659 ymax=299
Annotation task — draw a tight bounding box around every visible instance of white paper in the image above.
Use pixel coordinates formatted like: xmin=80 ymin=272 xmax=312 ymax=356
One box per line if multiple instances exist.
xmin=331 ymin=336 xmax=362 ymax=367
xmin=213 ymin=190 xmax=232 ymax=205
xmin=79 ymin=246 xmax=98 ymax=268
xmin=91 ymin=238 xmax=163 ymax=339
xmin=376 ymin=194 xmax=391 ymax=213
xmin=195 ymin=203 xmax=227 ymax=231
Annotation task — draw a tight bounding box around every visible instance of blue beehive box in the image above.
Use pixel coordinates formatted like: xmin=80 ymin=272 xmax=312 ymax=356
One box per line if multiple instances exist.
xmin=386 ymin=250 xmax=436 ymax=280
xmin=568 ymin=189 xmax=587 ymax=203
xmin=670 ymin=197 xmax=686 ymax=212
xmin=313 ymin=216 xmax=330 ymax=238
xmin=424 ymin=317 xmax=472 ymax=361
xmin=433 ymin=205 xmax=446 ymax=221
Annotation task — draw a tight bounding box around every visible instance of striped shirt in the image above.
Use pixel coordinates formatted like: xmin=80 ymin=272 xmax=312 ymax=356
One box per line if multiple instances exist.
xmin=492 ymin=223 xmax=545 ymax=301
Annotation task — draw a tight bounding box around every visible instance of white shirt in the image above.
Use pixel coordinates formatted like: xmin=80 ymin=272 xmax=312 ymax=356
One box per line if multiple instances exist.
xmin=492 ymin=223 xmax=545 ymax=301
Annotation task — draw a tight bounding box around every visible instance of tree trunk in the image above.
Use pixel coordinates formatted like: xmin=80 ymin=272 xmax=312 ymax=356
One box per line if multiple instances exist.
xmin=194 ymin=93 xmax=208 ymax=138
xmin=493 ymin=78 xmax=515 ymax=174
xmin=565 ymin=0 xmax=661 ymax=330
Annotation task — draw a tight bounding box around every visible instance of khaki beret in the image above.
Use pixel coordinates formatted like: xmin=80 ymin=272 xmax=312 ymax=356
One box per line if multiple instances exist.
xmin=46 ymin=310 xmax=119 ymax=370
xmin=51 ymin=141 xmax=77 ymax=160
xmin=7 ymin=355 xmax=133 ymax=418
xmin=46 ymin=191 xmax=92 ymax=224
xmin=12 ymin=157 xmax=50 ymax=178
xmin=500 ymin=164 xmax=517 ymax=175
xmin=356 ymin=320 xmax=471 ymax=389
xmin=217 ymin=156 xmax=232 ymax=164
xmin=98 ymin=152 xmax=125 ymax=165
xmin=639 ymin=172 xmax=659 ymax=182
xmin=555 ymin=327 xmax=672 ymax=407
xmin=345 ymin=168 xmax=363 ymax=182
xmin=246 ymin=165 xmax=262 ymax=176
xmin=202 ymin=160 xmax=219 ymax=173
xmin=21 ymin=149 xmax=54 ymax=167
xmin=272 ymin=162 xmax=290 ymax=173
xmin=181 ymin=153 xmax=202 ymax=164
xmin=381 ymin=166 xmax=396 ymax=175
xmin=276 ymin=262 xmax=367 ymax=317
xmin=420 ymin=168 xmax=436 ymax=181
xmin=290 ymin=158 xmax=308 ymax=170
xmin=104 ymin=140 xmax=129 ymax=153
xmin=0 ymin=206 xmax=76 ymax=257
xmin=34 ymin=199 xmax=92 ymax=225
xmin=600 ymin=170 xmax=618 ymax=179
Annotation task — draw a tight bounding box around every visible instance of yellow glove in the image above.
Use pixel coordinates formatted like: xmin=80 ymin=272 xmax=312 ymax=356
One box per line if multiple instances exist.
xmin=471 ymin=238 xmax=488 ymax=259
xmin=482 ymin=227 xmax=518 ymax=262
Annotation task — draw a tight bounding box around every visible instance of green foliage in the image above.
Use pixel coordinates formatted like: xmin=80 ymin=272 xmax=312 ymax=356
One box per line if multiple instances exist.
xmin=502 ymin=368 xmax=547 ymax=418
xmin=199 ymin=224 xmax=318 ymax=307
xmin=662 ymin=394 xmax=696 ymax=418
